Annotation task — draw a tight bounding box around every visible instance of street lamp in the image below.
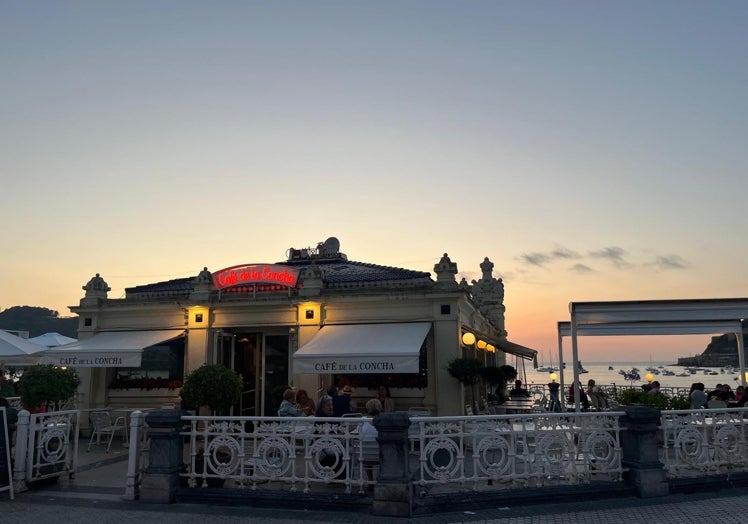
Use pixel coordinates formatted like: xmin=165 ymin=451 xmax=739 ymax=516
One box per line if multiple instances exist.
xmin=547 ymin=372 xmax=561 ymax=412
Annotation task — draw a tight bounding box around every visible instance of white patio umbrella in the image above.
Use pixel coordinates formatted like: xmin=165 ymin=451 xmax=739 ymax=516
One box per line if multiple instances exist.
xmin=0 ymin=329 xmax=48 ymax=366
xmin=28 ymin=332 xmax=77 ymax=347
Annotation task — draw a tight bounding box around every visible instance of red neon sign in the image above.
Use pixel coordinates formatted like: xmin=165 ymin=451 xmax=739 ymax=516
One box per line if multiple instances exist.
xmin=212 ymin=264 xmax=300 ymax=290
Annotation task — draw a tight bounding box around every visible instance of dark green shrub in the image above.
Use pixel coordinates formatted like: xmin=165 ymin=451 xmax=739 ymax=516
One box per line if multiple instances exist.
xmin=17 ymin=364 xmax=80 ymax=410
xmin=447 ymin=358 xmax=484 ymax=386
xmin=667 ymin=394 xmax=692 ymax=410
xmin=613 ymin=388 xmax=670 ymax=410
xmin=180 ymin=364 xmax=243 ymax=414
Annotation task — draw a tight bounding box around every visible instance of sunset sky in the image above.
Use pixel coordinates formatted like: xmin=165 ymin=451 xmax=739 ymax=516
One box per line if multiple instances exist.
xmin=2 ymin=2 xmax=746 ymax=363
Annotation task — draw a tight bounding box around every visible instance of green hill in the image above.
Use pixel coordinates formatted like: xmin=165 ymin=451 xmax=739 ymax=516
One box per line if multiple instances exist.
xmin=0 ymin=306 xmax=78 ymax=338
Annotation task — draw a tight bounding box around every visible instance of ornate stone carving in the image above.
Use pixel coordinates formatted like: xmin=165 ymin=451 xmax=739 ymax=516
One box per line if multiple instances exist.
xmin=299 ymin=262 xmax=324 ymax=297
xmin=470 ymin=258 xmax=506 ymax=334
xmin=433 ymin=253 xmax=458 ymax=289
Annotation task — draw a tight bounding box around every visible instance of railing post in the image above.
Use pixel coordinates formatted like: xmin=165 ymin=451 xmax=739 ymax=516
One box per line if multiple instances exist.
xmin=620 ymin=405 xmax=668 ymax=498
xmin=139 ymin=409 xmax=184 ymax=503
xmin=124 ymin=410 xmax=146 ymax=500
xmin=12 ymin=409 xmax=29 ymax=493
xmin=372 ymin=412 xmax=412 ymax=517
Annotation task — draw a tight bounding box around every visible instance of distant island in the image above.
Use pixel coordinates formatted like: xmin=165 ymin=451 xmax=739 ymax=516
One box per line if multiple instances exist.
xmin=677 ymin=322 xmax=747 ymax=367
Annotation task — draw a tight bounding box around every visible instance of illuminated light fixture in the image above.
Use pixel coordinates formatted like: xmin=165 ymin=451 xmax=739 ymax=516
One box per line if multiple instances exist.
xmin=549 ymin=372 xmax=558 ymax=382
xmin=461 ymin=332 xmax=476 ymax=346
xmin=486 ymin=344 xmax=495 ymax=353
xmin=645 ymin=373 xmax=654 ymax=382
xmin=476 ymin=340 xmax=487 ymax=350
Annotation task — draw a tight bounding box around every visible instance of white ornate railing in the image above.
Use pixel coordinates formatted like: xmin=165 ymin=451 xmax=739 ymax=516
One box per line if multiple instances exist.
xmin=660 ymin=407 xmax=748 ymax=477
xmin=26 ymin=410 xmax=79 ymax=483
xmin=409 ymin=412 xmax=626 ymax=495
xmin=182 ymin=415 xmax=377 ymax=494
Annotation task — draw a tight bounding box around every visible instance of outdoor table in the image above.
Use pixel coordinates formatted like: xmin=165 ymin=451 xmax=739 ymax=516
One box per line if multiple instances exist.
xmin=502 ymin=399 xmax=534 ymax=414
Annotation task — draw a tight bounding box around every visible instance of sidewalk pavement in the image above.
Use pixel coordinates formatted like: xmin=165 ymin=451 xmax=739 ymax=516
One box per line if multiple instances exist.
xmin=4 ymin=437 xmax=748 ymax=523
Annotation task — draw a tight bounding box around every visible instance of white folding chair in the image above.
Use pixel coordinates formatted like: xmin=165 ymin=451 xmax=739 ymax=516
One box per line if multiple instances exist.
xmin=88 ymin=410 xmax=128 ymax=452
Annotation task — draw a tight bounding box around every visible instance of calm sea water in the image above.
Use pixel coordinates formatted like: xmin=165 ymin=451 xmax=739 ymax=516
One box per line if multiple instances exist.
xmin=522 ymin=361 xmax=743 ymax=391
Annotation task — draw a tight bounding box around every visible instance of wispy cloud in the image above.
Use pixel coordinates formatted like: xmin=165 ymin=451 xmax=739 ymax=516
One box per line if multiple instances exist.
xmin=653 ymin=255 xmax=688 ymax=270
xmin=570 ymin=263 xmax=595 ymax=273
xmin=521 ymin=252 xmax=551 ymax=267
xmin=588 ymin=246 xmax=631 ymax=269
xmin=516 ymin=244 xmax=689 ymax=275
xmin=551 ymin=248 xmax=581 ymax=260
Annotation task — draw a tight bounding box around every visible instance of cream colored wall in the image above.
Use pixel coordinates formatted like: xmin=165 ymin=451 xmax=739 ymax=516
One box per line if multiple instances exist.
xmin=71 ymin=283 xmax=506 ymax=417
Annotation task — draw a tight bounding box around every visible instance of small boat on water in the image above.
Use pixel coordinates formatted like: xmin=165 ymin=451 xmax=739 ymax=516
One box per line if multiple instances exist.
xmin=608 ymin=366 xmax=614 ymax=371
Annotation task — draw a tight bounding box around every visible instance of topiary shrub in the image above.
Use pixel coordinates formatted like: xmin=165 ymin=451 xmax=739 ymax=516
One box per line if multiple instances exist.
xmin=17 ymin=364 xmax=80 ymax=411
xmin=447 ymin=357 xmax=485 ymax=412
xmin=180 ymin=364 xmax=243 ymax=414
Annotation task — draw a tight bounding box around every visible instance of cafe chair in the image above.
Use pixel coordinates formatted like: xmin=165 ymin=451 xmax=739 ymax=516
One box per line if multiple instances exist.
xmin=88 ymin=410 xmax=128 ymax=452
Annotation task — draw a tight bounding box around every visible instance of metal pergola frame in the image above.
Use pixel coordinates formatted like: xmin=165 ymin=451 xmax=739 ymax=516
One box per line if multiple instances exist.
xmin=557 ymin=298 xmax=748 ymax=412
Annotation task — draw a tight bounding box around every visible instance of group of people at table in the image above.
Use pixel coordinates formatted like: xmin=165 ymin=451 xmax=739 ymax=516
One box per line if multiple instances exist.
xmin=566 ymin=378 xmax=746 ymax=411
xmin=689 ymin=382 xmax=745 ymax=408
xmin=277 ymin=385 xmax=395 ymax=419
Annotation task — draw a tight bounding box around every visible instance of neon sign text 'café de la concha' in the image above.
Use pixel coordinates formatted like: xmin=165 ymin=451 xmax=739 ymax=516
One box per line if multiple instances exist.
xmin=212 ymin=264 xmax=301 ymax=290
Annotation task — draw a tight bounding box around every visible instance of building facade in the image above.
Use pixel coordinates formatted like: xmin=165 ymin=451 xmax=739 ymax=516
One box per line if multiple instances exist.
xmin=56 ymin=238 xmax=534 ymax=416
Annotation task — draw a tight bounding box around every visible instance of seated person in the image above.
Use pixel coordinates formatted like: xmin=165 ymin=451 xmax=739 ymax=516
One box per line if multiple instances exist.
xmin=647 ymin=381 xmax=661 ymax=395
xmin=375 ymin=386 xmax=395 ymax=412
xmin=735 ymin=385 xmax=745 ymax=406
xmin=295 ymin=389 xmax=316 ymax=416
xmin=707 ymin=384 xmax=728 ymax=401
xmin=360 ymin=399 xmax=381 ymax=481
xmin=722 ymin=384 xmax=736 ymax=402
xmin=316 ymin=396 xmax=334 ymax=417
xmin=362 ymin=398 xmax=381 ymax=437
xmin=278 ymin=388 xmax=304 ymax=416
xmin=333 ymin=385 xmax=356 ymax=417
xmin=508 ymin=380 xmax=530 ymax=398
xmin=494 ymin=383 xmax=509 ymax=404
xmin=587 ymin=379 xmax=608 ymax=408
xmin=568 ymin=382 xmax=590 ymax=410
xmin=690 ymin=382 xmax=708 ymax=409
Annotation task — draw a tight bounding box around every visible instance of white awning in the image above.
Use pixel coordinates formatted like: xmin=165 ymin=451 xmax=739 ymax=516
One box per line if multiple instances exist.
xmin=41 ymin=330 xmax=185 ymax=368
xmin=293 ymin=323 xmax=431 ymax=374
xmin=497 ymin=339 xmax=538 ymax=361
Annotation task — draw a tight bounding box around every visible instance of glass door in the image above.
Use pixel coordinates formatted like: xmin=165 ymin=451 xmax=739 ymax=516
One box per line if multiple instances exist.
xmin=234 ymin=334 xmax=260 ymax=417
xmin=262 ymin=334 xmax=290 ymax=416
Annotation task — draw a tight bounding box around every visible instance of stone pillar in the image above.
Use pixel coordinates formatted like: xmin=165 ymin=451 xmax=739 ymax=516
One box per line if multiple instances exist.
xmin=372 ymin=413 xmax=412 ymax=517
xmin=140 ymin=410 xmax=185 ymax=503
xmin=620 ymin=405 xmax=669 ymax=498
xmin=12 ymin=409 xmax=30 ymax=494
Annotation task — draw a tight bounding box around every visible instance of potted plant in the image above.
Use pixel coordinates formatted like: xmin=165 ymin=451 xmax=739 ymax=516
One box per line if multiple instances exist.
xmin=179 ymin=364 xmax=243 ymax=487
xmin=447 ymin=357 xmax=484 ymax=413
xmin=16 ymin=364 xmax=80 ymax=412
xmin=179 ymin=364 xmax=242 ymax=416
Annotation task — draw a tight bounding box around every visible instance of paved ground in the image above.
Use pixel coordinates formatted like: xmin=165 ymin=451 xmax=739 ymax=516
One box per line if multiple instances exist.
xmin=3 ymin=438 xmax=748 ymax=523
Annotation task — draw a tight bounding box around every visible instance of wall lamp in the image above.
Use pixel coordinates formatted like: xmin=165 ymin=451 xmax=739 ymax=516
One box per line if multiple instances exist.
xmin=461 ymin=332 xmax=476 ymax=346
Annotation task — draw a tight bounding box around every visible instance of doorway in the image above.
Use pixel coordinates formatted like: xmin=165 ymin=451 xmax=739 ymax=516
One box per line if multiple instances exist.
xmin=213 ymin=331 xmax=290 ymax=416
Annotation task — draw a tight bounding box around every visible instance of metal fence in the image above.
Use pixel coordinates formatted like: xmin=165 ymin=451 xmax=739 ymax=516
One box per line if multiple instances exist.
xmin=13 ymin=409 xmax=79 ymax=486
xmin=181 ymin=415 xmax=378 ymax=494
xmin=660 ymin=407 xmax=748 ymax=478
xmin=409 ymin=412 xmax=625 ymax=495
